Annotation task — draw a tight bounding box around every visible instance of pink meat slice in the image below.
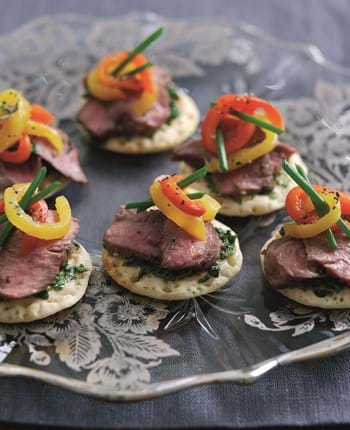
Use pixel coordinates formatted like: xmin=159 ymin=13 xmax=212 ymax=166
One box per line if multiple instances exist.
xmin=0 ymin=214 xmax=79 ymax=299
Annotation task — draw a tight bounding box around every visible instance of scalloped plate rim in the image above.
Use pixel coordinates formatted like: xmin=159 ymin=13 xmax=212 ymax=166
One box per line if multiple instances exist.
xmin=1 ymin=330 xmax=350 ymax=401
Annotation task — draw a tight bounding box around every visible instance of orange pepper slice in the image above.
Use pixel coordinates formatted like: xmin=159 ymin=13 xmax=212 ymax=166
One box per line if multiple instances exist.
xmin=97 ymin=52 xmax=143 ymax=92
xmin=0 ymin=134 xmax=32 ymax=164
xmin=30 ymin=104 xmax=55 ymax=124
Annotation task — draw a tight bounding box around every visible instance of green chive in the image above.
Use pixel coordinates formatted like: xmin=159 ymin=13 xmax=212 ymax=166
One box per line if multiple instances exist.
xmin=295 ymin=164 xmax=309 ymax=182
xmin=210 ymin=101 xmax=216 ymax=108
xmin=28 ymin=181 xmax=62 ymax=205
xmin=215 ymin=125 xmax=229 ymax=172
xmin=120 ymin=62 xmax=153 ymax=78
xmin=126 ymin=167 xmax=208 ymax=211
xmin=177 ymin=165 xmax=208 ymax=188
xmin=230 ymin=109 xmax=284 ymax=135
xmin=110 ymin=27 xmax=163 ymax=77
xmin=0 ymin=167 xmax=47 ymax=247
xmin=126 ymin=192 xmax=206 ymax=211
xmin=18 ymin=167 xmax=47 ymax=209
xmin=337 ymin=218 xmax=350 ymax=237
xmin=187 ymin=192 xmax=205 ymax=200
xmin=167 ymin=83 xmax=179 ymax=100
xmin=125 ymin=199 xmax=153 ymax=211
xmin=0 ymin=222 xmax=13 ymax=247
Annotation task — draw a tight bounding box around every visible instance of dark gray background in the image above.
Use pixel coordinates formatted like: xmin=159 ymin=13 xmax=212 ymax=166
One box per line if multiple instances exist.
xmin=1 ymin=1 xmax=350 ymax=429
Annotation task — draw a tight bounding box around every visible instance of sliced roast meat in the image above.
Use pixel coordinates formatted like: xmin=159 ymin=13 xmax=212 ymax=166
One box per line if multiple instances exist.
xmin=36 ymin=130 xmax=88 ymax=183
xmin=212 ymin=153 xmax=275 ymax=195
xmin=0 ymin=156 xmax=41 ymax=192
xmin=172 ymin=139 xmax=212 ymax=169
xmin=161 ymin=219 xmax=221 ymax=271
xmin=78 ymin=100 xmax=115 ymax=138
xmin=0 ymin=215 xmax=79 ymax=299
xmin=78 ymin=66 xmax=171 ymax=138
xmin=104 ymin=209 xmax=222 ymax=272
xmin=304 ymin=233 xmax=350 ymax=284
xmin=103 ymin=209 xmax=165 ymax=262
xmin=263 ymin=237 xmax=321 ymax=288
xmin=0 ymin=163 xmax=12 ymax=192
xmin=0 ymin=130 xmax=87 ymax=194
xmin=263 ymin=232 xmax=350 ymax=288
xmin=212 ymin=144 xmax=295 ymax=196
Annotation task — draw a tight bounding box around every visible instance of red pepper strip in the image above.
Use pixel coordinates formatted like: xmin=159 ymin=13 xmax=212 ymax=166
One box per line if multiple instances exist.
xmin=18 ymin=199 xmax=49 ymax=257
xmin=0 ymin=199 xmax=4 ymax=214
xmin=30 ymin=104 xmax=55 ymax=124
xmin=201 ymin=94 xmax=284 ymax=156
xmin=160 ymin=175 xmax=206 ymax=217
xmin=0 ymin=134 xmax=32 ymax=164
xmin=125 ymin=53 xmax=156 ymax=95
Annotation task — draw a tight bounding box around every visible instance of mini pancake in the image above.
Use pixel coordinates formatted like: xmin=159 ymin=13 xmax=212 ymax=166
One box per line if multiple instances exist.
xmin=99 ymin=90 xmax=200 ymax=154
xmin=260 ymin=227 xmax=350 ymax=309
xmin=0 ymin=243 xmax=92 ymax=323
xmin=102 ymin=219 xmax=242 ymax=301
xmin=179 ymin=152 xmax=307 ymax=217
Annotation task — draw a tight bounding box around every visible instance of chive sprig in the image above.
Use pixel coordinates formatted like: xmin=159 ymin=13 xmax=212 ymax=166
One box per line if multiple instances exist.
xmin=125 ymin=166 xmax=208 ymax=211
xmin=215 ymin=125 xmax=229 ymax=172
xmin=177 ymin=165 xmax=207 ymax=188
xmin=110 ymin=27 xmax=163 ymax=77
xmin=120 ymin=62 xmax=153 ymax=79
xmin=126 ymin=192 xmax=205 ymax=211
xmin=230 ymin=109 xmax=284 ymax=135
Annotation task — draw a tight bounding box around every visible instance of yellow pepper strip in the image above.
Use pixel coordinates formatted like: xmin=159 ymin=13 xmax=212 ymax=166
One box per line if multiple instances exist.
xmin=11 ymin=183 xmax=29 ymax=199
xmin=187 ymin=187 xmax=221 ymax=221
xmin=24 ymin=120 xmax=63 ymax=153
xmin=4 ymin=185 xmax=71 ymax=240
xmin=284 ymin=192 xmax=341 ymax=238
xmin=131 ymin=90 xmax=158 ymax=116
xmin=150 ymin=180 xmax=206 ymax=241
xmin=0 ymin=89 xmax=31 ymax=152
xmin=206 ymin=115 xmax=277 ymax=173
xmin=87 ymin=66 xmax=130 ymax=101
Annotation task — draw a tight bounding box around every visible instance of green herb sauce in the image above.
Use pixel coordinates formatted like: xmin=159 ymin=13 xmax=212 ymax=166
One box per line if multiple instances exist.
xmin=51 ymin=263 xmax=88 ymax=291
xmin=167 ymin=83 xmax=180 ymax=123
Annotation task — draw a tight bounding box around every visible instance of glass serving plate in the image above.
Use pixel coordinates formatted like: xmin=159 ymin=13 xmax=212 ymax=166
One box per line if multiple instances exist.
xmin=0 ymin=12 xmax=349 ymax=401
